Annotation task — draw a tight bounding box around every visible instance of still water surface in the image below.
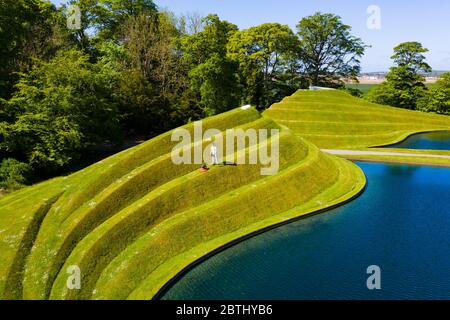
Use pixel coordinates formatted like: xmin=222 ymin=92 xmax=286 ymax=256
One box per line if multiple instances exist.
xmin=389 ymin=132 xmax=450 ymax=150
xmin=161 ymin=162 xmax=450 ymax=300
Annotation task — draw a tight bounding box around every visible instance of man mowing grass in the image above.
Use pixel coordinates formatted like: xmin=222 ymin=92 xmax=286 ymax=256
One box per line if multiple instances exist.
xmin=210 ymin=142 xmax=219 ymax=165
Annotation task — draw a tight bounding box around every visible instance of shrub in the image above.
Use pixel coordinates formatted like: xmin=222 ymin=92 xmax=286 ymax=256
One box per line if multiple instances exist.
xmin=340 ymin=87 xmax=363 ymax=98
xmin=417 ymin=73 xmax=450 ymax=115
xmin=0 ymin=158 xmax=32 ymax=191
xmin=365 ymin=80 xmax=427 ymax=110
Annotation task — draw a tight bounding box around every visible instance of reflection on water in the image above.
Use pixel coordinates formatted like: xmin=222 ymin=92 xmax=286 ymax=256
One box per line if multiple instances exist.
xmin=160 ymin=162 xmax=450 ymax=300
xmin=389 ymin=132 xmax=450 ymax=150
xmin=385 ymin=164 xmax=418 ymax=177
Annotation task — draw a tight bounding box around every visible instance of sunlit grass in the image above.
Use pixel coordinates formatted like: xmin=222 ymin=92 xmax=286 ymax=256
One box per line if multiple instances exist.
xmin=0 ymin=105 xmax=364 ymax=300
xmin=264 ymin=90 xmax=450 ymax=149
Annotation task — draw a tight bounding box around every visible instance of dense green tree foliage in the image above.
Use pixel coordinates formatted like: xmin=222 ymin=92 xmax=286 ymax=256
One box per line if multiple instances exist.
xmin=228 ymin=23 xmax=302 ymax=108
xmin=417 ymin=73 xmax=450 ymax=115
xmin=181 ymin=14 xmax=241 ymax=115
xmin=98 ymin=0 xmax=157 ymax=41
xmin=0 ymin=50 xmax=121 ymax=173
xmin=296 ymin=12 xmax=367 ymax=87
xmin=0 ymin=0 xmax=71 ymax=98
xmin=367 ymin=42 xmax=431 ymax=110
xmin=116 ymin=12 xmax=197 ymax=133
xmin=66 ymin=0 xmax=157 ymax=45
xmin=0 ymin=158 xmax=31 ymax=191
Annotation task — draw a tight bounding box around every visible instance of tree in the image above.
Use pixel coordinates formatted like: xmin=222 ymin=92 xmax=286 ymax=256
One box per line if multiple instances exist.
xmin=367 ymin=42 xmax=431 ymax=109
xmin=0 ymin=0 xmax=70 ymax=98
xmin=296 ymin=12 xmax=367 ymax=87
xmin=177 ymin=12 xmax=205 ymax=35
xmin=0 ymin=50 xmax=121 ymax=173
xmin=189 ymin=54 xmax=241 ymax=115
xmin=228 ymin=23 xmax=299 ymax=108
xmin=181 ymin=14 xmax=241 ymax=115
xmin=181 ymin=14 xmax=237 ymax=65
xmin=66 ymin=0 xmax=157 ymax=49
xmin=97 ymin=0 xmax=157 ymax=42
xmin=391 ymin=42 xmax=431 ymax=73
xmin=0 ymin=0 xmax=39 ymax=97
xmin=65 ymin=0 xmax=104 ymax=51
xmin=116 ymin=12 xmax=195 ymax=134
xmin=417 ymin=72 xmax=450 ymax=115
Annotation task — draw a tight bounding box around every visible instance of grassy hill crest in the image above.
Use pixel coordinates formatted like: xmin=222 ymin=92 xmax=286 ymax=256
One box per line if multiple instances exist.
xmin=264 ymin=90 xmax=450 ymax=149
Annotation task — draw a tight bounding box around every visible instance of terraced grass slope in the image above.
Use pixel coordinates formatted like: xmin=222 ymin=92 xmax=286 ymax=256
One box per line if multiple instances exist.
xmin=264 ymin=90 xmax=450 ymax=149
xmin=0 ymin=106 xmax=365 ymax=300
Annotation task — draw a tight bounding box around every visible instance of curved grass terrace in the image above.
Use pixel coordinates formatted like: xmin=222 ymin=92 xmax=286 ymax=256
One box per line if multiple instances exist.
xmin=264 ymin=90 xmax=450 ymax=149
xmin=0 ymin=104 xmax=365 ymax=300
xmin=1 ymin=89 xmax=449 ymax=300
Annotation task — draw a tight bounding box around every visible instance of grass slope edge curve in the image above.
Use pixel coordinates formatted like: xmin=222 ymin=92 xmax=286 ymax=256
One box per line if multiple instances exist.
xmin=264 ymin=89 xmax=450 ymax=149
xmin=0 ymin=105 xmax=365 ymax=300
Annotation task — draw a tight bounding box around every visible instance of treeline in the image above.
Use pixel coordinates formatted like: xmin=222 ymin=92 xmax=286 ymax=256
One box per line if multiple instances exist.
xmin=0 ymin=0 xmax=368 ymax=191
xmin=365 ymin=42 xmax=450 ymax=114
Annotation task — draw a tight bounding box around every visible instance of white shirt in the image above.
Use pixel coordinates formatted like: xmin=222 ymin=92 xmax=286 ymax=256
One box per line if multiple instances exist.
xmin=210 ymin=144 xmax=217 ymax=156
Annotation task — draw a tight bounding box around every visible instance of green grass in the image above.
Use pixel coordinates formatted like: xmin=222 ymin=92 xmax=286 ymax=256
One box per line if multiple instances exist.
xmin=0 ymin=178 xmax=65 ymax=299
xmin=368 ymin=148 xmax=450 ymax=156
xmin=2 ymin=89 xmax=450 ymax=300
xmin=345 ymin=83 xmax=436 ymax=94
xmin=0 ymin=105 xmax=365 ymax=300
xmin=21 ymin=108 xmax=266 ymax=300
xmin=345 ymin=83 xmax=378 ymax=93
xmin=264 ymin=89 xmax=450 ymax=149
xmin=330 ymin=148 xmax=450 ymax=167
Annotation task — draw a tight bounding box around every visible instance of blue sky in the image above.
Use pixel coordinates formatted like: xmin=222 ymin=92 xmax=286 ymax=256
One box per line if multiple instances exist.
xmin=51 ymin=0 xmax=450 ymax=72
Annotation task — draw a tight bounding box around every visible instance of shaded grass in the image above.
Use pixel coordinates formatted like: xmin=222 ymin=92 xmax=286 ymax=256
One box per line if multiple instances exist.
xmin=345 ymin=83 xmax=377 ymax=93
xmin=0 ymin=179 xmax=65 ymax=299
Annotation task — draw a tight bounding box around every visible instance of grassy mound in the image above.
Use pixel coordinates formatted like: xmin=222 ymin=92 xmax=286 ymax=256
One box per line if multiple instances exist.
xmin=264 ymin=90 xmax=450 ymax=149
xmin=0 ymin=106 xmax=365 ymax=300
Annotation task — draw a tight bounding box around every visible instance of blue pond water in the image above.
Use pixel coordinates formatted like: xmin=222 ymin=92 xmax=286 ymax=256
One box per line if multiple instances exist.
xmin=388 ymin=132 xmax=450 ymax=150
xmin=161 ymin=162 xmax=450 ymax=300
